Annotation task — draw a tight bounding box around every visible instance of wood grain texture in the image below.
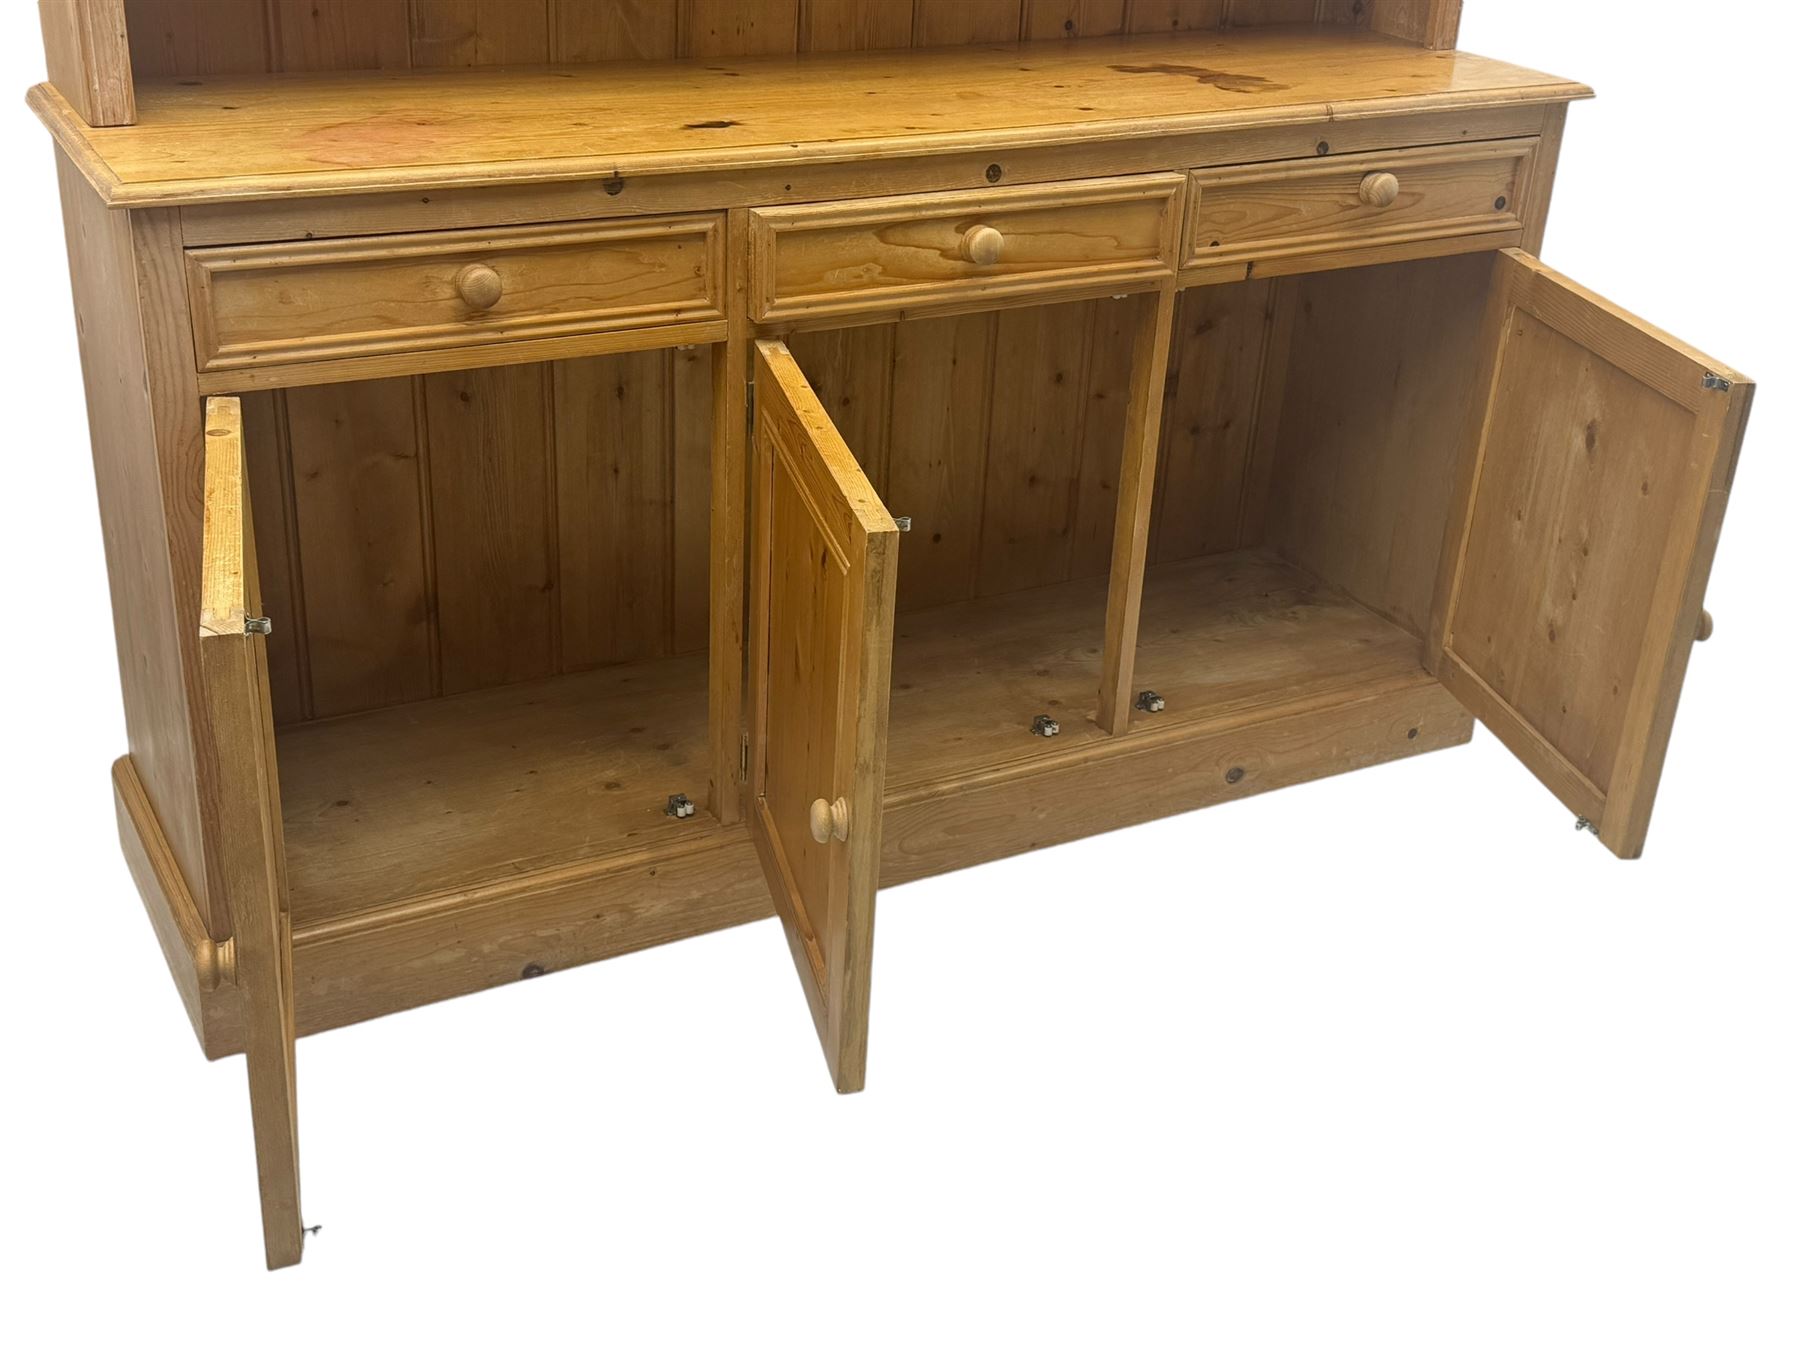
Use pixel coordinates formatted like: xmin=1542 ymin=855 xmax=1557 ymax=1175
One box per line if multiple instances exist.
xmin=110 ymin=0 xmax=1432 ymax=90
xmin=1261 ymin=253 xmax=1490 ymax=635
xmin=1182 ymin=139 xmax=1535 ymax=281
xmin=802 ymin=0 xmax=916 ymax=50
xmin=1024 ymin=0 xmax=1128 ymax=39
xmin=1127 ymin=0 xmax=1225 ymax=31
xmin=749 ymin=175 xmax=1181 ymax=325
xmin=1367 ymin=0 xmax=1461 ymax=49
xmin=410 ymin=0 xmax=551 ymax=67
xmin=40 ymin=0 xmax=135 ymax=124
xmin=279 ymin=647 xmax=713 ymax=924
xmin=55 ymin=151 xmax=219 ymax=936
xmin=885 ymin=312 xmax=997 ymax=611
xmin=1096 ymin=283 xmax=1177 ymax=733
xmin=555 ymin=350 xmax=677 ymax=667
xmin=238 ymin=393 xmax=307 ymax=723
xmin=978 ymin=303 xmax=1095 ymax=594
xmin=748 ymin=339 xmax=898 ymax=1093
xmin=285 ymin=379 xmax=435 ymax=717
xmin=682 ymin=0 xmax=800 ymax=56
xmin=1151 ymin=278 xmax=1275 ymax=561
xmin=269 ymin=0 xmax=411 ymax=71
xmin=39 ymin=30 xmax=1588 ymax=207
xmin=422 ymin=364 xmax=557 ymax=694
xmin=198 ymin=395 xmax=305 ymax=1270
xmin=125 ymin=0 xmax=270 ymax=76
xmin=1429 ymin=251 xmax=1752 ymax=858
xmin=114 ymin=754 xmax=236 ymax=1053
xmin=186 ymin=215 xmax=725 ymax=378
xmin=551 ymin=0 xmax=679 ymax=60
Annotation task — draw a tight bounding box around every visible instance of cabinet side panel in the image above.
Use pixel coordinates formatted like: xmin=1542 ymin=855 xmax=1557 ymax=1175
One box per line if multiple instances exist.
xmin=55 ymin=151 xmax=209 ymax=926
xmin=41 ymin=0 xmax=136 ymax=125
xmin=1258 ymin=253 xmax=1489 ymax=636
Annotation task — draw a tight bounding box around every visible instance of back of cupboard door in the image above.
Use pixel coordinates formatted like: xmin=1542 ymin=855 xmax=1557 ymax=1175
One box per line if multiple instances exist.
xmin=198 ymin=396 xmax=305 ymax=1268
xmin=1429 ymin=251 xmax=1753 ymax=860
xmin=746 ymin=340 xmax=900 ymax=1095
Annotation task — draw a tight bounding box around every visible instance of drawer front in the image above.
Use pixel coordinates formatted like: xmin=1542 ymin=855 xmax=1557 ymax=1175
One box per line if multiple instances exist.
xmin=1183 ymin=140 xmax=1538 ymax=281
xmin=748 ymin=175 xmax=1184 ymax=324
xmin=188 ymin=215 xmax=726 ymax=374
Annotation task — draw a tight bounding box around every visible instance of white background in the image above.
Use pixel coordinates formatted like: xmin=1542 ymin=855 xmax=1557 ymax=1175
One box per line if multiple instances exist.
xmin=2 ymin=3 xmax=1795 ymax=1345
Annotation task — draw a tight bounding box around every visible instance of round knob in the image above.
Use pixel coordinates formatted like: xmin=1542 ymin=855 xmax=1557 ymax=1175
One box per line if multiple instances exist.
xmin=455 ymin=263 xmax=504 ymax=311
xmin=809 ymin=796 xmax=849 ymax=845
xmin=1358 ymin=172 xmax=1401 ymax=209
xmin=960 ymin=225 xmax=1005 ymax=266
xmin=1696 ymin=609 xmax=1715 ymax=643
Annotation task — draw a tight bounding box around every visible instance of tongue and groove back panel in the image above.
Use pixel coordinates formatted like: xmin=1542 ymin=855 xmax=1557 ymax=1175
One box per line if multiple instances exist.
xmin=126 ymin=0 xmax=1458 ymax=726
xmin=122 ymin=3 xmax=1459 ymax=72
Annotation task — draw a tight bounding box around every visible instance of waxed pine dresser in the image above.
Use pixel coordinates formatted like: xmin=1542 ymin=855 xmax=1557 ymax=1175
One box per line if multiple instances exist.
xmin=31 ymin=0 xmax=1753 ymax=1267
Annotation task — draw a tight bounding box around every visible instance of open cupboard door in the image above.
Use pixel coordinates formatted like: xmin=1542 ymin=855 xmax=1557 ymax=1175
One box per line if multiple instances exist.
xmin=1429 ymin=251 xmax=1753 ymax=859
xmin=198 ymin=397 xmax=305 ymax=1267
xmin=747 ymin=340 xmax=900 ymax=1094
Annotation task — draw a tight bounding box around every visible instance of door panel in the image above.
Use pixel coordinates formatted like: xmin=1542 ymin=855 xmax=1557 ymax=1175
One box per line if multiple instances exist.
xmin=198 ymin=395 xmax=304 ymax=1267
xmin=748 ymin=340 xmax=899 ymax=1094
xmin=1429 ymin=251 xmax=1753 ymax=858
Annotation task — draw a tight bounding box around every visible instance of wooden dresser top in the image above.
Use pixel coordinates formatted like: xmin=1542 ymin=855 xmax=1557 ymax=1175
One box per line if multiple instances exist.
xmin=32 ymin=26 xmax=1589 ymax=209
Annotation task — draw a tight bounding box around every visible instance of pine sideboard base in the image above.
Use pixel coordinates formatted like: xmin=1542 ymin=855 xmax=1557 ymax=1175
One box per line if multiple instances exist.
xmin=119 ymin=674 xmax=1471 ymax=1057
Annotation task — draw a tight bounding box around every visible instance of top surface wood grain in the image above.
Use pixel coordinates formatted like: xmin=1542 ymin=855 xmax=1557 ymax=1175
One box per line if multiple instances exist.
xmin=32 ymin=27 xmax=1588 ymax=207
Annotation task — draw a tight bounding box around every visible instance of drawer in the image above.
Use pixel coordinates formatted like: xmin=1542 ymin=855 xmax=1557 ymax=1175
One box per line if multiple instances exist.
xmin=1182 ymin=140 xmax=1538 ymax=281
xmin=748 ymin=175 xmax=1184 ymax=324
xmin=187 ymin=214 xmax=726 ymax=375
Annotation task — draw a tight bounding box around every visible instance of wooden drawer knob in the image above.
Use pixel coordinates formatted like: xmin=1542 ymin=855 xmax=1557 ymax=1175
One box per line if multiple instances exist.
xmin=960 ymin=224 xmax=1005 ymax=266
xmin=1696 ymin=609 xmax=1715 ymax=642
xmin=1359 ymin=172 xmax=1402 ymax=209
xmin=455 ymin=263 xmax=504 ymax=310
xmin=809 ymin=796 xmax=849 ymax=844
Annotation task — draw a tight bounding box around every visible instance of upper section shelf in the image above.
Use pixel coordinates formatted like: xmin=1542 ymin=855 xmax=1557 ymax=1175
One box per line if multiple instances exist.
xmin=32 ymin=26 xmax=1589 ymax=210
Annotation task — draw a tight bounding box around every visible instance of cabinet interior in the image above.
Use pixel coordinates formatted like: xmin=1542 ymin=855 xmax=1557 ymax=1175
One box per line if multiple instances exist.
xmin=247 ymin=351 xmax=716 ymax=926
xmin=247 ymin=254 xmax=1488 ymax=930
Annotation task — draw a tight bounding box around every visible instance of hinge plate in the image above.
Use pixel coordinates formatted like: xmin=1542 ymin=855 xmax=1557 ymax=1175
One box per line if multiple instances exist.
xmin=1702 ymin=372 xmax=1734 ymax=392
xmin=740 ymin=733 xmax=750 ymax=783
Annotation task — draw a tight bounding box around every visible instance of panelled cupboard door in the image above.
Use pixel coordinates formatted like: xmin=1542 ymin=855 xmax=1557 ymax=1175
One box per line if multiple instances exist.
xmin=1429 ymin=251 xmax=1753 ymax=860
xmin=198 ymin=396 xmax=305 ymax=1268
xmin=747 ymin=340 xmax=900 ymax=1094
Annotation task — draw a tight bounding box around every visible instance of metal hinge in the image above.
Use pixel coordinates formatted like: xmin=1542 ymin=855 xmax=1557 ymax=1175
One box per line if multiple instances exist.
xmin=244 ymin=616 xmax=273 ymax=636
xmin=740 ymin=733 xmax=750 ymax=783
xmin=746 ymin=372 xmax=756 ymax=439
xmin=1702 ymin=372 xmax=1734 ymax=392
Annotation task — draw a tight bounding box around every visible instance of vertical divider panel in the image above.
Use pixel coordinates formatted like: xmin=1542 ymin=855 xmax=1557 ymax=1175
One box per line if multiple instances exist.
xmin=1097 ymin=283 xmax=1179 ymax=735
xmin=710 ymin=209 xmax=753 ymax=824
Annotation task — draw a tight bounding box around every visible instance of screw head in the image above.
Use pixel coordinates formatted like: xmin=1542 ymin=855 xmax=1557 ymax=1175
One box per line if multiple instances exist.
xmin=985 ymin=162 xmax=1004 ymax=183
xmin=1225 ymin=766 xmax=1246 ymax=785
